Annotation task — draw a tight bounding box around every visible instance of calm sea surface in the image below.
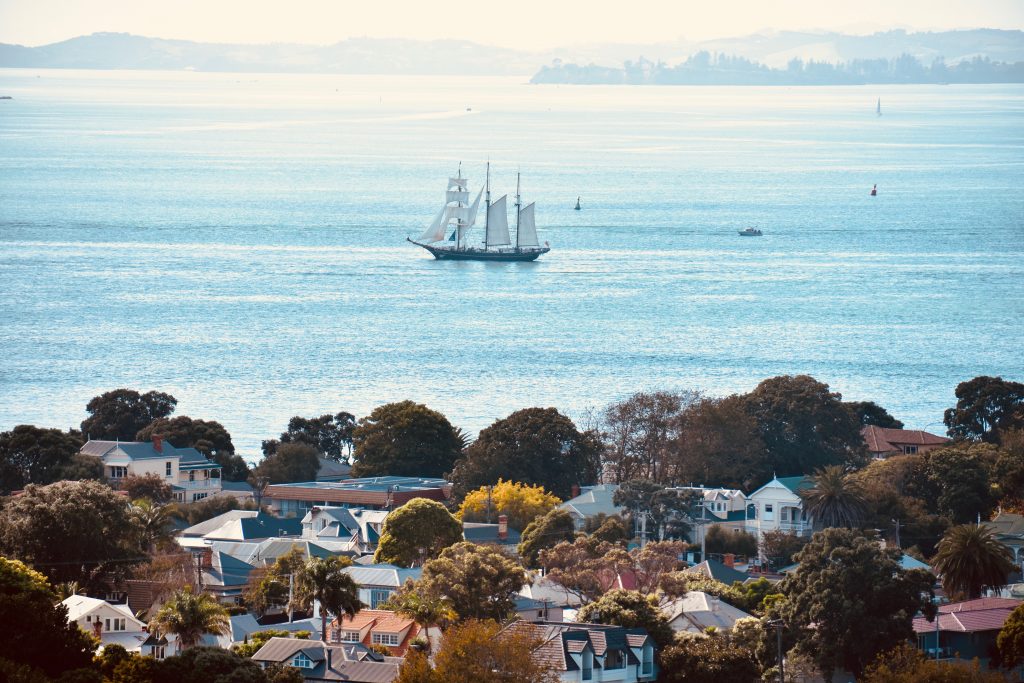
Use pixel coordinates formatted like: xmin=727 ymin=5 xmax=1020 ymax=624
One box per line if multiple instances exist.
xmin=1 ymin=69 xmax=1022 ymax=458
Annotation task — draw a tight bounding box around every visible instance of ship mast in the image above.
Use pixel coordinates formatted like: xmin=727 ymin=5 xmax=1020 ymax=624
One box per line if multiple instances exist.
xmin=515 ymin=171 xmax=521 ymax=250
xmin=484 ymin=161 xmax=490 ymax=250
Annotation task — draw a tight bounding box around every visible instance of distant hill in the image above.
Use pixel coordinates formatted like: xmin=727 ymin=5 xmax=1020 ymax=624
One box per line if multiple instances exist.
xmin=1 ymin=29 xmax=1022 ymax=77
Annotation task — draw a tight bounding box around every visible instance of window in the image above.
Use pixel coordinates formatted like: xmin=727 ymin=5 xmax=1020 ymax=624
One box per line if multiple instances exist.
xmin=339 ymin=631 xmax=361 ymax=643
xmin=582 ymin=650 xmax=593 ymax=680
xmin=372 ymin=633 xmax=400 ymax=646
xmin=605 ymin=649 xmax=625 ymax=669
xmin=781 ymin=509 xmax=789 ymax=522
xmin=764 ymin=504 xmax=773 ymax=513
xmin=85 ymin=616 xmax=92 ymax=623
xmin=370 ymin=589 xmax=393 ymax=609
xmin=193 ymin=493 xmax=208 ymax=502
xmin=166 ymin=461 xmax=172 ymax=476
xmin=152 ymin=645 xmax=165 ymax=660
xmin=105 ymin=619 xmax=111 ymax=631
xmin=292 ymin=653 xmax=314 ymax=669
xmin=904 ymin=445 xmax=919 ymax=455
xmin=642 ymin=644 xmax=654 ymax=675
xmin=110 ymin=466 xmax=127 ymax=479
xmin=189 ymin=471 xmax=195 ymax=482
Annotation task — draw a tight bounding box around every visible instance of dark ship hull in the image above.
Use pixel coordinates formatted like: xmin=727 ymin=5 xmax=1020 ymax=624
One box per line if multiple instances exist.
xmin=408 ymin=239 xmax=549 ymax=262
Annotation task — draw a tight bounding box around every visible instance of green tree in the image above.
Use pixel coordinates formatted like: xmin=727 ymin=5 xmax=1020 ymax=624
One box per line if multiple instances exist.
xmin=658 ymin=631 xmax=760 ymax=683
xmin=394 ymin=650 xmax=438 ymax=683
xmin=458 ymin=479 xmax=561 ymax=531
xmin=81 ymin=388 xmax=177 ymax=441
xmin=451 ymin=408 xmax=601 ymax=500
xmin=151 ymin=586 xmax=230 ymax=649
xmin=944 ymin=376 xmax=1024 ymax=443
xmin=759 ymin=529 xmax=808 ymax=570
xmin=588 ymin=514 xmax=630 ymax=545
xmin=243 ymin=546 xmax=308 ymax=617
xmin=517 ymin=508 xmax=577 ymax=567
xmin=265 ymin=412 xmax=356 ymax=462
xmin=932 ymin=524 xmax=1014 ymax=600
xmin=121 ymin=472 xmax=173 ymax=504
xmin=0 ymin=480 xmax=143 ymax=589
xmin=614 ymin=480 xmax=698 ymax=539
xmin=419 ymin=542 xmax=526 ymax=622
xmin=157 ymin=646 xmax=267 ymax=683
xmin=265 ymin=663 xmax=306 ymax=683
xmin=0 ymin=556 xmax=97 ymax=678
xmin=800 ymin=465 xmax=868 ymax=529
xmin=383 ymin=578 xmax=457 ymax=651
xmin=137 ymin=416 xmax=248 ymax=481
xmin=373 ymin=498 xmax=464 ymax=568
xmin=540 ymin=536 xmax=624 ymax=603
xmin=232 ymin=629 xmax=308 ymax=658
xmin=351 ymin=401 xmax=464 ymax=478
xmin=130 ymin=498 xmax=177 ymax=553
xmin=577 ymin=589 xmax=674 ymax=649
xmin=431 ymin=620 xmax=558 ymax=683
xmin=743 ymin=375 xmax=868 ymax=477
xmin=0 ymin=425 xmax=85 ymax=492
xmin=774 ymin=528 xmax=936 ymax=680
xmin=907 ymin=445 xmax=997 ymax=524
xmin=996 ymin=603 xmax=1024 ymax=668
xmin=295 ymin=556 xmax=361 ymax=642
xmin=704 ymin=525 xmax=758 ymax=556
xmin=846 ymin=401 xmax=905 ymax=429
xmin=253 ymin=442 xmax=320 ymax=484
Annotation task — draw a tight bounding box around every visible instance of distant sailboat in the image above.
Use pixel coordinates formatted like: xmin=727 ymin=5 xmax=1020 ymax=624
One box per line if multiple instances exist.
xmin=876 ymin=98 xmax=882 ymax=117
xmin=407 ymin=163 xmax=551 ymax=262
xmin=574 ymin=196 xmax=581 ymax=211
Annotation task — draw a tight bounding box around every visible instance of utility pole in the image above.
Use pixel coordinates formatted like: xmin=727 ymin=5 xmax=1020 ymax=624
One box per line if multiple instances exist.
xmin=486 ymin=486 xmax=493 ymax=524
xmin=767 ymin=619 xmax=784 ymax=682
xmin=700 ymin=498 xmax=707 ymax=562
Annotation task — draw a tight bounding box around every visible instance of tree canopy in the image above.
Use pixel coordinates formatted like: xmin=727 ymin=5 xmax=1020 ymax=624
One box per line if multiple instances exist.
xmin=0 ymin=479 xmax=144 ymax=589
xmin=0 ymin=424 xmax=86 ymax=493
xmin=517 ymin=507 xmax=577 ymax=567
xmin=452 ymin=407 xmax=601 ymax=500
xmin=996 ymin=603 xmax=1024 ymax=669
xmin=351 ymin=401 xmax=464 ymax=478
xmin=658 ymin=631 xmax=761 ymax=683
xmin=253 ymin=442 xmax=320 ymax=484
xmin=81 ymin=388 xmax=177 ymax=441
xmin=0 ymin=556 xmax=97 ymax=678
xmin=774 ymin=528 xmax=936 ymax=679
xmin=847 ymin=401 xmax=905 ymax=429
xmin=576 ymin=589 xmax=674 ymax=649
xmin=932 ymin=524 xmax=1014 ymax=600
xmin=613 ymin=480 xmax=698 ymax=540
xmin=457 ymin=479 xmax=561 ymax=532
xmin=151 ymin=586 xmax=231 ymax=649
xmin=800 ymin=465 xmax=868 ymax=529
xmin=295 ymin=555 xmax=361 ymax=642
xmin=373 ymin=498 xmax=464 ymax=568
xmin=265 ymin=412 xmax=356 ymax=462
xmin=419 ymin=541 xmax=527 ymax=622
xmin=944 ymin=376 xmax=1024 ymax=443
xmin=600 ymin=390 xmax=696 ymax=483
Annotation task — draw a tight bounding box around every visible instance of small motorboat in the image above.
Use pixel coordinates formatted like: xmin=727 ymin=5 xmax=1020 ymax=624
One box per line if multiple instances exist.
xmin=870 ymin=184 xmax=877 ymax=196
xmin=738 ymin=227 xmax=763 ymax=236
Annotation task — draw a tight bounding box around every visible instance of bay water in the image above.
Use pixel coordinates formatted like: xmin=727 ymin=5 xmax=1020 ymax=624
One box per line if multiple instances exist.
xmin=1 ymin=69 xmax=1022 ymax=458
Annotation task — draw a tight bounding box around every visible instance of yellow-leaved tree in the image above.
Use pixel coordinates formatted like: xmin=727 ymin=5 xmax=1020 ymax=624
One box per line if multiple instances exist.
xmin=457 ymin=479 xmax=561 ymax=532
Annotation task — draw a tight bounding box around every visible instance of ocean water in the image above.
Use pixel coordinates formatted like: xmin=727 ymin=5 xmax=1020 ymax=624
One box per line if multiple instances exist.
xmin=1 ymin=69 xmax=1022 ymax=458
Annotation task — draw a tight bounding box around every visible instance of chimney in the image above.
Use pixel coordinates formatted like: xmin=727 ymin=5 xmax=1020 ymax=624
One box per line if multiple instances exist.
xmin=498 ymin=514 xmax=508 ymax=541
xmin=723 ymin=553 xmax=735 ymax=568
xmin=152 ymin=435 xmax=163 ymax=453
xmin=571 ymin=484 xmax=580 ymax=499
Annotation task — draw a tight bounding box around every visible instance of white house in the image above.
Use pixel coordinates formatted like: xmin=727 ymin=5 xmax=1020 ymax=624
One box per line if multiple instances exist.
xmin=661 ymin=591 xmax=754 ymax=634
xmin=80 ymin=437 xmax=222 ymax=503
xmin=744 ymin=476 xmax=813 ymax=541
xmin=672 ymin=485 xmax=748 ymax=546
xmin=62 ymin=595 xmax=177 ymax=658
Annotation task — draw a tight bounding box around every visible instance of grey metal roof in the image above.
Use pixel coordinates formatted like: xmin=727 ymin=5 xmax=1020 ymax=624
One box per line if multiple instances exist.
xmin=342 ymin=564 xmax=421 ymax=589
xmin=559 ymin=484 xmax=623 ymax=519
xmin=181 ymin=510 xmax=260 ymax=537
xmin=251 ymin=638 xmax=400 ymax=682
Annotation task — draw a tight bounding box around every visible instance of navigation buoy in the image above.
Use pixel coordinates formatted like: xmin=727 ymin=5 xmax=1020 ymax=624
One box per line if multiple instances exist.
xmin=870 ymin=184 xmax=877 ymax=196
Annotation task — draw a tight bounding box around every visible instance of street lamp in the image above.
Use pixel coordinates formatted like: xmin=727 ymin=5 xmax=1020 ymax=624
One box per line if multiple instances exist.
xmin=766 ymin=619 xmax=784 ymax=683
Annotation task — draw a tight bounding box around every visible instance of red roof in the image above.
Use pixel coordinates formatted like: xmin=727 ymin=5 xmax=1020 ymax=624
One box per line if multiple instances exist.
xmin=862 ymin=425 xmax=950 ymax=453
xmin=912 ymin=598 xmax=1021 ymax=634
xmin=329 ymin=609 xmax=419 ymax=656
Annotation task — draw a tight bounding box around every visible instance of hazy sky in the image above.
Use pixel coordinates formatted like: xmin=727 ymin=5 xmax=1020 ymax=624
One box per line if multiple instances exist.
xmin=1 ymin=0 xmax=1023 ymax=49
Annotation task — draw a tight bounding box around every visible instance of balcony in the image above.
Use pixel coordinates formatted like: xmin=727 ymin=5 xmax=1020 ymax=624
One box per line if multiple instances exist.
xmin=176 ymin=478 xmax=220 ymax=490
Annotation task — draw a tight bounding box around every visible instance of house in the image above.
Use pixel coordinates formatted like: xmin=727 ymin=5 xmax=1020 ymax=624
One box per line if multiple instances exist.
xmin=559 ymin=485 xmax=623 ymax=531
xmin=862 ymin=425 xmax=951 ymax=459
xmin=503 ymin=621 xmax=657 ymax=682
xmin=80 ymin=437 xmax=222 ymax=503
xmin=328 ymin=609 xmax=421 ymax=656
xmin=515 ymin=595 xmax=566 ymax=623
xmin=674 ymin=485 xmax=749 ymax=547
xmin=226 ymin=615 xmax=322 ymax=647
xmin=463 ymin=515 xmax=522 ymax=550
xmin=686 ymin=558 xmax=750 ymax=585
xmin=520 ymin=575 xmax=586 ymax=609
xmin=340 ymin=563 xmax=422 ymax=609
xmin=661 ymin=591 xmax=753 ymax=633
xmin=983 ymin=512 xmax=1024 ymax=570
xmin=913 ymin=597 xmax=1023 ymax=667
xmin=265 ymin=476 xmax=451 ymax=518
xmin=300 ymin=506 xmax=390 ymax=555
xmin=744 ymin=476 xmax=813 ymax=541
xmin=197 ymin=549 xmax=258 ymax=605
xmin=62 ymin=595 xmax=177 ymax=658
xmin=251 ymin=637 xmax=400 ymax=683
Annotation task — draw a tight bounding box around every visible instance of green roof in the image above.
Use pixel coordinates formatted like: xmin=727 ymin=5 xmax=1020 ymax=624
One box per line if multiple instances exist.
xmin=776 ymin=476 xmax=813 ymax=493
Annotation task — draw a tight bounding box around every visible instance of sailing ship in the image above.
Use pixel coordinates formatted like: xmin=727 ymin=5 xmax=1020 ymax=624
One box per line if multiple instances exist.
xmin=407 ymin=164 xmax=551 ymax=262
xmin=574 ymin=196 xmax=581 ymax=211
xmin=876 ymin=98 xmax=882 ymax=116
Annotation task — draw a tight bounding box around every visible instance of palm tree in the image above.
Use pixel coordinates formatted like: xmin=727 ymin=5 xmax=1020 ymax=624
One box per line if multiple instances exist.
xmin=800 ymin=465 xmax=868 ymax=529
xmin=297 ymin=556 xmax=362 ymax=642
xmin=130 ymin=498 xmax=175 ymax=552
xmin=932 ymin=524 xmax=1015 ymax=600
xmin=383 ymin=578 xmax=456 ymax=653
xmin=150 ymin=586 xmax=230 ymax=649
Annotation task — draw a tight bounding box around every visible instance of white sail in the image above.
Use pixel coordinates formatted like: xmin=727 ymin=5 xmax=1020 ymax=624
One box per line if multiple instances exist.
xmin=446 ymin=190 xmax=470 ymax=204
xmin=448 ymin=176 xmax=469 ymax=189
xmin=418 ymin=206 xmax=447 ymax=243
xmin=486 ymin=195 xmax=511 ymax=247
xmin=465 ymin=186 xmax=484 ymax=227
xmin=517 ymin=202 xmax=539 ymax=247
xmin=446 ymin=205 xmax=471 ymax=222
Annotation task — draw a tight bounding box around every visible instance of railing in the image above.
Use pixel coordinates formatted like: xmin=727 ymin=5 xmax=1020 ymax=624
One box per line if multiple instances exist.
xmin=176 ymin=479 xmax=220 ymax=490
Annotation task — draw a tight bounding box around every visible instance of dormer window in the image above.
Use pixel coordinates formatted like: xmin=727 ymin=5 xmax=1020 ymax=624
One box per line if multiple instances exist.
xmin=605 ymin=648 xmax=625 ymax=669
xmin=292 ymin=653 xmax=314 ymax=669
xmin=372 ymin=632 xmax=400 ymax=646
xmin=339 ymin=631 xmax=361 ymax=643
